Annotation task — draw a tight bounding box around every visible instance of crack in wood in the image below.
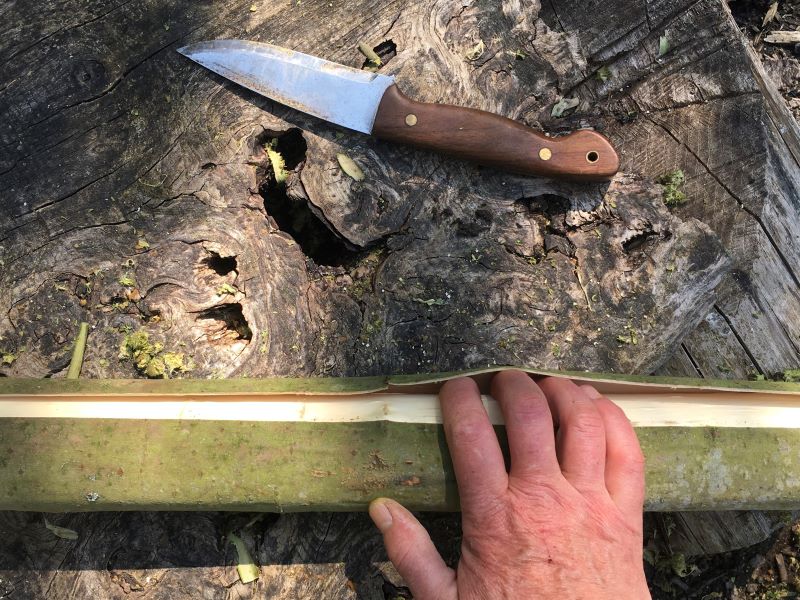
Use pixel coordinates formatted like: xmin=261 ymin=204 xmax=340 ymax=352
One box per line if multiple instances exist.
xmin=645 ymin=114 xmax=800 ymax=291
xmin=712 ymin=304 xmax=764 ymax=375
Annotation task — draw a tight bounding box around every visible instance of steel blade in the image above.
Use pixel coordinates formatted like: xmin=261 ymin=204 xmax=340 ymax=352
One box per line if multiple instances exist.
xmin=178 ymin=40 xmax=395 ymax=134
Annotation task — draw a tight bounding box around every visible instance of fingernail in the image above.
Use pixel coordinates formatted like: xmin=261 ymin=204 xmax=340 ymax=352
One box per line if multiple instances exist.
xmin=368 ymin=498 xmax=394 ymax=532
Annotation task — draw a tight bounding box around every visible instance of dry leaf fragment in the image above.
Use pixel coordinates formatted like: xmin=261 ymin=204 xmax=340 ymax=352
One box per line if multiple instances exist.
xmin=465 ymin=40 xmax=485 ymax=61
xmin=551 ymin=97 xmax=579 ymax=118
xmin=45 ymin=518 xmax=79 ymax=541
xmin=228 ymin=533 xmax=260 ymax=584
xmin=763 ymin=2 xmax=779 ymax=27
xmin=658 ymin=35 xmax=669 ymax=57
xmin=336 ymin=153 xmax=365 ymax=181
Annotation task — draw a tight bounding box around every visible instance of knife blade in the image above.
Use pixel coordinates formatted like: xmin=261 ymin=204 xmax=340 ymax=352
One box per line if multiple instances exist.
xmin=178 ymin=40 xmax=619 ymax=181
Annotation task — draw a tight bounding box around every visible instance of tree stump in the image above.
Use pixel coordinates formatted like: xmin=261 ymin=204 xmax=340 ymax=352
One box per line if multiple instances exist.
xmin=1 ymin=0 xmax=798 ymax=596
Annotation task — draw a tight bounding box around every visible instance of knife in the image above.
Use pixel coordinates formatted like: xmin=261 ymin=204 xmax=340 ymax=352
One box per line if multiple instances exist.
xmin=178 ymin=40 xmax=619 ymax=181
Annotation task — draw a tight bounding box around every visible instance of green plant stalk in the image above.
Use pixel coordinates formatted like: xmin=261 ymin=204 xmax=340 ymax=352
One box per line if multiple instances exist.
xmin=2 ymin=369 xmax=799 ymax=512
xmin=2 ymin=418 xmax=800 ymax=512
xmin=66 ymin=322 xmax=89 ymax=379
xmin=3 ymin=368 xmax=800 ymax=395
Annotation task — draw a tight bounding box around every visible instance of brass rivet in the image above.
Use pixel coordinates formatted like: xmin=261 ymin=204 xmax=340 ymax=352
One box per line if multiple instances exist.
xmin=586 ymin=151 xmax=599 ymax=163
xmin=405 ymin=114 xmax=418 ymax=126
xmin=539 ymin=147 xmax=552 ymax=161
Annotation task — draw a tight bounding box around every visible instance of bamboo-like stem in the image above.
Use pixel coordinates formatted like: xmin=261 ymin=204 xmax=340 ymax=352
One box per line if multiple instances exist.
xmin=1 ymin=392 xmax=800 ymax=428
xmin=1 ymin=370 xmax=799 ymax=513
xmin=66 ymin=322 xmax=89 ymax=379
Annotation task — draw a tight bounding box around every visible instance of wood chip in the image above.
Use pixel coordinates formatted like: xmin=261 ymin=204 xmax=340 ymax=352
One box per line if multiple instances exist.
xmin=763 ymin=2 xmax=779 ymax=27
xmin=45 ymin=518 xmax=79 ymax=541
xmin=775 ymin=553 xmax=789 ymax=584
xmin=551 ymin=97 xmax=579 ymax=117
xmin=764 ymin=30 xmax=800 ymax=44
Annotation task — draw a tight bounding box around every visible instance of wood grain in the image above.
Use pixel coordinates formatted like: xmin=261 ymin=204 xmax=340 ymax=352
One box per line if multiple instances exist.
xmin=373 ymin=84 xmax=619 ymax=180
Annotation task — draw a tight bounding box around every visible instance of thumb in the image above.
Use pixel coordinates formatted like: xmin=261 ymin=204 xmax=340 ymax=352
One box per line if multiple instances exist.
xmin=369 ymin=498 xmax=456 ymax=600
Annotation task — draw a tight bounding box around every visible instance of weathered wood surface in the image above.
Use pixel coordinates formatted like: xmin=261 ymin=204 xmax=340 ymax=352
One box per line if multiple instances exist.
xmin=0 ymin=510 xmax=450 ymax=598
xmin=1 ymin=0 xmax=799 ymax=596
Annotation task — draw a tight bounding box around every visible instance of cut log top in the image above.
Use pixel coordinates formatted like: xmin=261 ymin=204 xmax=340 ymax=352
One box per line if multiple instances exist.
xmin=1 ymin=0 xmax=800 ymax=595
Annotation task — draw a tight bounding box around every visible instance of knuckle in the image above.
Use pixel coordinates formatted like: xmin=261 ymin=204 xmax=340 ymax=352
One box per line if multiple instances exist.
xmin=568 ymin=404 xmax=604 ymax=437
xmin=624 ymin=447 xmax=646 ymax=472
xmin=509 ymin=476 xmax=566 ymax=506
xmin=448 ymin=417 xmax=488 ymax=446
xmin=600 ymin=397 xmax=626 ymax=416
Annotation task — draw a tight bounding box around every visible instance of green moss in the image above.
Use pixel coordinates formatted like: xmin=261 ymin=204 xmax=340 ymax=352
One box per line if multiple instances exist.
xmin=658 ymin=170 xmax=687 ymax=206
xmin=217 ymin=283 xmax=237 ymax=296
xmin=119 ymin=331 xmax=150 ymax=357
xmin=259 ymin=329 xmax=269 ymax=355
xmin=163 ymin=352 xmax=188 ymax=376
xmin=118 ymin=274 xmax=136 ymax=287
xmin=497 ymin=336 xmax=516 ymax=350
xmin=144 ymin=356 xmax=166 ymax=378
xmin=783 ymin=369 xmax=800 ymax=382
xmin=1 ymin=353 xmax=16 ymax=365
xmin=266 ymin=145 xmax=287 ymax=185
xmin=361 ymin=317 xmax=383 ymax=341
xmin=346 ymin=249 xmax=384 ymax=300
xmin=643 ymin=549 xmax=698 ymax=593
xmin=119 ymin=330 xmax=187 ymax=379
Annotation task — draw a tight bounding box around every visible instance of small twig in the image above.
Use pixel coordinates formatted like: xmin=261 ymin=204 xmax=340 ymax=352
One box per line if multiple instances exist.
xmin=66 ymin=322 xmax=89 ymax=379
xmin=357 ymin=42 xmax=382 ymax=67
xmin=574 ymin=267 xmax=593 ymax=312
xmin=775 ymin=553 xmax=789 ymax=584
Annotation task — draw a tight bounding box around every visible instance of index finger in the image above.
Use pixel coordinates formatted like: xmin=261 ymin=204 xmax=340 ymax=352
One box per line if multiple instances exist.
xmin=439 ymin=377 xmax=508 ymax=514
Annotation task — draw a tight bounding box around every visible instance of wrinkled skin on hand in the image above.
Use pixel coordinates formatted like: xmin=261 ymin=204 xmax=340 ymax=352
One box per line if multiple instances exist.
xmin=369 ymin=370 xmax=651 ymax=599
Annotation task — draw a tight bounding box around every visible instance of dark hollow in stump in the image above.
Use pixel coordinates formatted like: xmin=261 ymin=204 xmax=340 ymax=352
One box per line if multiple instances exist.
xmin=1 ymin=0 xmax=799 ymax=596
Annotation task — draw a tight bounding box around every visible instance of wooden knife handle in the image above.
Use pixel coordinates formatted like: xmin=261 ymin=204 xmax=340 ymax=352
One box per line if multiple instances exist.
xmin=372 ymin=85 xmax=619 ymax=181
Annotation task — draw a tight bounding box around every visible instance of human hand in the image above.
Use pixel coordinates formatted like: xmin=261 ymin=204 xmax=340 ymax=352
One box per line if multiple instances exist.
xmin=368 ymin=370 xmax=650 ymax=599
